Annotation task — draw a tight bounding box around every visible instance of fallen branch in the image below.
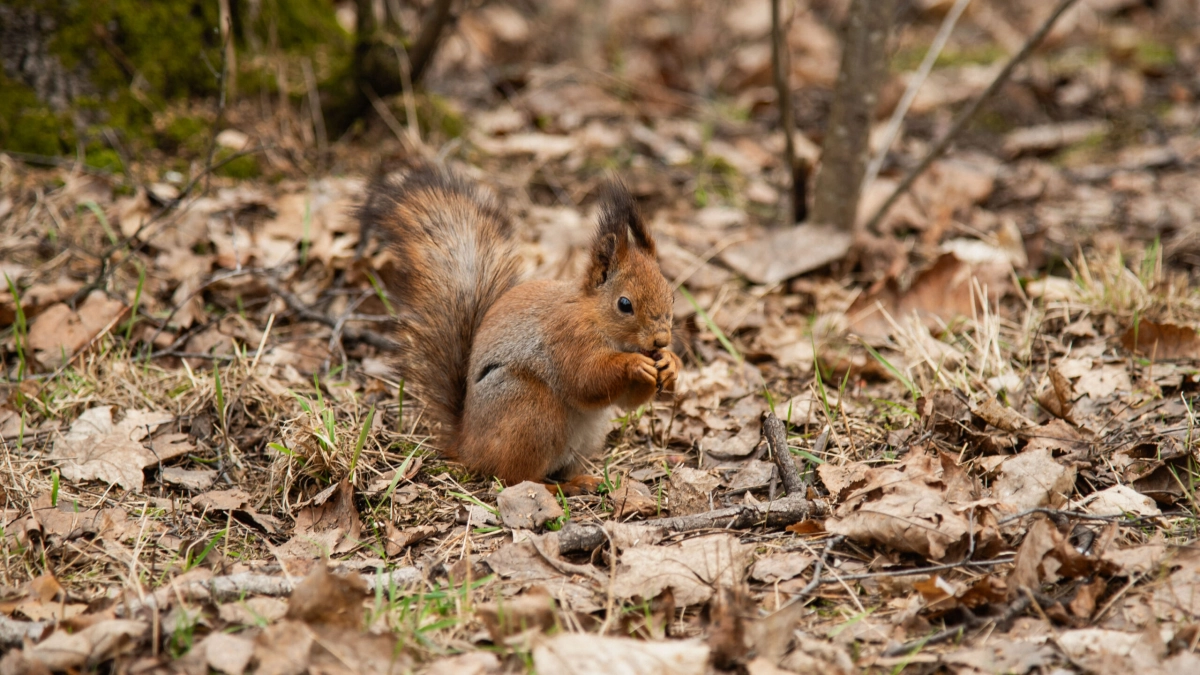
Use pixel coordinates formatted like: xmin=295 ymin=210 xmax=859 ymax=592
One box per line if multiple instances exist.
xmin=863 ymin=0 xmax=1081 ymax=233
xmin=554 ymin=495 xmax=832 ymax=554
xmin=0 ymin=615 xmax=47 ymax=649
xmin=117 ymin=566 xmax=422 ymax=618
xmin=763 ymin=412 xmax=807 ymax=496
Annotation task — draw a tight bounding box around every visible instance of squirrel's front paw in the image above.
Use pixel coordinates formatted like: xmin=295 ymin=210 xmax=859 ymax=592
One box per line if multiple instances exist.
xmin=655 ymin=350 xmax=681 ymax=392
xmin=627 ymin=353 xmax=658 ymax=386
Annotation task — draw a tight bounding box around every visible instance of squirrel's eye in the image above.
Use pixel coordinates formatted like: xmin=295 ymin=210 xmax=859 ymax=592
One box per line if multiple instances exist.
xmin=617 ymin=297 xmax=634 ymax=314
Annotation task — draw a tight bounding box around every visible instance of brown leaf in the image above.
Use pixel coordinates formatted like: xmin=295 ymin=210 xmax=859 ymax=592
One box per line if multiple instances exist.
xmin=719 ymin=224 xmax=853 ymax=285
xmin=847 ymin=253 xmax=1010 ymax=343
xmin=972 ymin=396 xmax=1035 ymax=433
xmin=1037 ymin=367 xmax=1076 ymax=420
xmin=26 ymin=292 xmax=127 ymax=367
xmin=826 ymin=451 xmax=998 ymax=561
xmin=1121 ymin=319 xmax=1200 ymax=361
xmin=532 ymin=633 xmax=709 ymax=675
xmin=994 ymin=448 xmax=1077 ymax=512
xmin=475 ymin=587 xmax=557 ymax=642
xmin=383 ymin=523 xmax=436 ymax=557
xmin=50 ymin=406 xmax=175 ymax=491
xmin=497 ymin=481 xmax=564 ymax=530
xmin=667 ymin=467 xmax=720 ymax=516
xmin=276 ymin=479 xmax=362 ymax=559
xmin=613 ymin=534 xmax=751 ymax=606
xmin=286 ymin=563 xmax=367 ymax=629
xmin=608 ymin=480 xmax=658 ymax=520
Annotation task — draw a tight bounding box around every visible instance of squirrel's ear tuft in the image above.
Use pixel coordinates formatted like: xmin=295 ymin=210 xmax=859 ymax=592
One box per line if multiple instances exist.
xmin=587 ymin=232 xmax=620 ymax=288
xmin=596 ymin=179 xmax=656 ymax=255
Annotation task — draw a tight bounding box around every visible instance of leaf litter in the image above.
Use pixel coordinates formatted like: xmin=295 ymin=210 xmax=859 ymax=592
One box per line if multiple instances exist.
xmin=3 ymin=0 xmax=1200 ymax=673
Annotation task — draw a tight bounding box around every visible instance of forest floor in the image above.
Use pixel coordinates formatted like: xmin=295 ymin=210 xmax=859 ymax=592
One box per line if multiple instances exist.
xmin=4 ymin=1 xmax=1200 ymax=673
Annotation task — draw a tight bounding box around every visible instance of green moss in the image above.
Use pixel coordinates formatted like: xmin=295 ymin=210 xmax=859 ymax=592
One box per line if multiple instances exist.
xmin=892 ymin=43 xmax=1006 ymax=73
xmin=85 ymin=148 xmax=124 ymax=173
xmin=213 ymin=148 xmax=260 ymax=179
xmin=1135 ymin=40 xmax=1175 ymax=71
xmin=2 ymin=0 xmax=348 ymax=159
xmin=0 ymin=72 xmax=74 ymax=155
xmin=160 ymin=114 xmax=211 ymax=155
xmin=422 ymin=94 xmax=465 ymax=139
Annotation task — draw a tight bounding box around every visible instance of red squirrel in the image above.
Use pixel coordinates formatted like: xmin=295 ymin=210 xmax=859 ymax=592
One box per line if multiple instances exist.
xmin=359 ymin=165 xmax=680 ymax=487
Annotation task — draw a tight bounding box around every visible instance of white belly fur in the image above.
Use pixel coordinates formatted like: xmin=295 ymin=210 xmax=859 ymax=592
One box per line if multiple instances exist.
xmin=548 ymin=406 xmax=614 ymax=475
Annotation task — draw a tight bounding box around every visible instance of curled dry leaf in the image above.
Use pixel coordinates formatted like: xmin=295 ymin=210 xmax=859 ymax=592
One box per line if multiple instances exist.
xmin=825 ymin=450 xmax=1000 ymax=561
xmin=161 ymin=467 xmax=216 ymax=491
xmin=276 ymin=479 xmax=362 ymax=559
xmin=1037 ymin=367 xmax=1076 ymax=420
xmin=608 ymin=480 xmax=659 ymax=520
xmin=50 ymin=406 xmax=176 ymax=491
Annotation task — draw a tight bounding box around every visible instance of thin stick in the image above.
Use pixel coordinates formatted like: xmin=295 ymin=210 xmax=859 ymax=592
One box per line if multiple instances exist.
xmin=763 ymin=412 xmax=807 ymax=496
xmin=862 ymin=0 xmax=973 ymax=192
xmin=862 ymin=0 xmax=1081 ymax=233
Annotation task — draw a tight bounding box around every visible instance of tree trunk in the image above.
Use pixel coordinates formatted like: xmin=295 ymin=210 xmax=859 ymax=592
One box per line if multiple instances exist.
xmin=810 ymin=0 xmax=894 ymax=231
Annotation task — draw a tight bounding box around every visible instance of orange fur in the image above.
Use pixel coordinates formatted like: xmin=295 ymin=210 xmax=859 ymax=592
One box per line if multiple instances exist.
xmin=362 ymin=164 xmax=679 ymax=486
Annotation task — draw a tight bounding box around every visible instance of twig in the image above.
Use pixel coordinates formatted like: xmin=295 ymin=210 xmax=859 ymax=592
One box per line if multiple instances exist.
xmin=880 ymin=594 xmax=1032 ymax=657
xmin=763 ymin=412 xmax=806 ymax=496
xmin=863 ymin=0 xmax=1081 ymax=233
xmin=862 ymin=0 xmax=973 ymax=192
xmin=553 ymin=495 xmax=832 ymax=554
xmin=262 ymin=276 xmax=395 ymax=351
xmin=794 ymin=534 xmax=844 ymax=598
xmin=997 ymin=507 xmax=1161 ymax=526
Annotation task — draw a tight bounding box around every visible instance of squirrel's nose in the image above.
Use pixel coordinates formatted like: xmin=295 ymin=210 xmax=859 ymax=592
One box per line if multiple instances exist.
xmin=653 ymin=334 xmax=670 ymax=349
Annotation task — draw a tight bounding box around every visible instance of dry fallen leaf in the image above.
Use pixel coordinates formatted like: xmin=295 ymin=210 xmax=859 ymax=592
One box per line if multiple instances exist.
xmin=993 ymin=447 xmax=1076 ymax=512
xmin=1120 ymin=319 xmax=1200 ymax=361
xmin=609 ymin=480 xmax=659 ymax=519
xmin=720 ymin=224 xmax=853 ymax=286
xmin=476 ymin=586 xmax=557 ymax=642
xmin=497 ymin=481 xmax=564 ymax=530
xmin=20 ymin=619 xmax=147 ymax=671
xmin=26 ymin=291 xmax=127 ymax=367
xmin=826 ymin=450 xmax=1000 ymax=561
xmin=750 ymin=552 xmax=813 ymax=583
xmin=613 ymin=534 xmax=751 ymax=606
xmin=50 ymin=406 xmax=175 ymax=491
xmin=668 ymin=467 xmax=720 ymax=516
xmin=847 ymin=253 xmax=1010 ymax=343
xmin=276 ymin=479 xmax=362 ymax=559
xmin=532 ymin=633 xmax=710 ymax=675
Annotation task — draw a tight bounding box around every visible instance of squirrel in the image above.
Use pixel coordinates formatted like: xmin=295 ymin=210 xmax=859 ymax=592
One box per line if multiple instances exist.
xmin=359 ymin=165 xmax=681 ymax=488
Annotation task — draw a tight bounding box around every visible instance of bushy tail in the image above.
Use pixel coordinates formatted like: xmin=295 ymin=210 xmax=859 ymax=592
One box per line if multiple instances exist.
xmin=358 ymin=165 xmax=521 ymax=443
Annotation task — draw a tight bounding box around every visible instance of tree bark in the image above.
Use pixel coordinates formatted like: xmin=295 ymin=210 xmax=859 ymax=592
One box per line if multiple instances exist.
xmin=810 ymin=0 xmax=895 ymax=231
